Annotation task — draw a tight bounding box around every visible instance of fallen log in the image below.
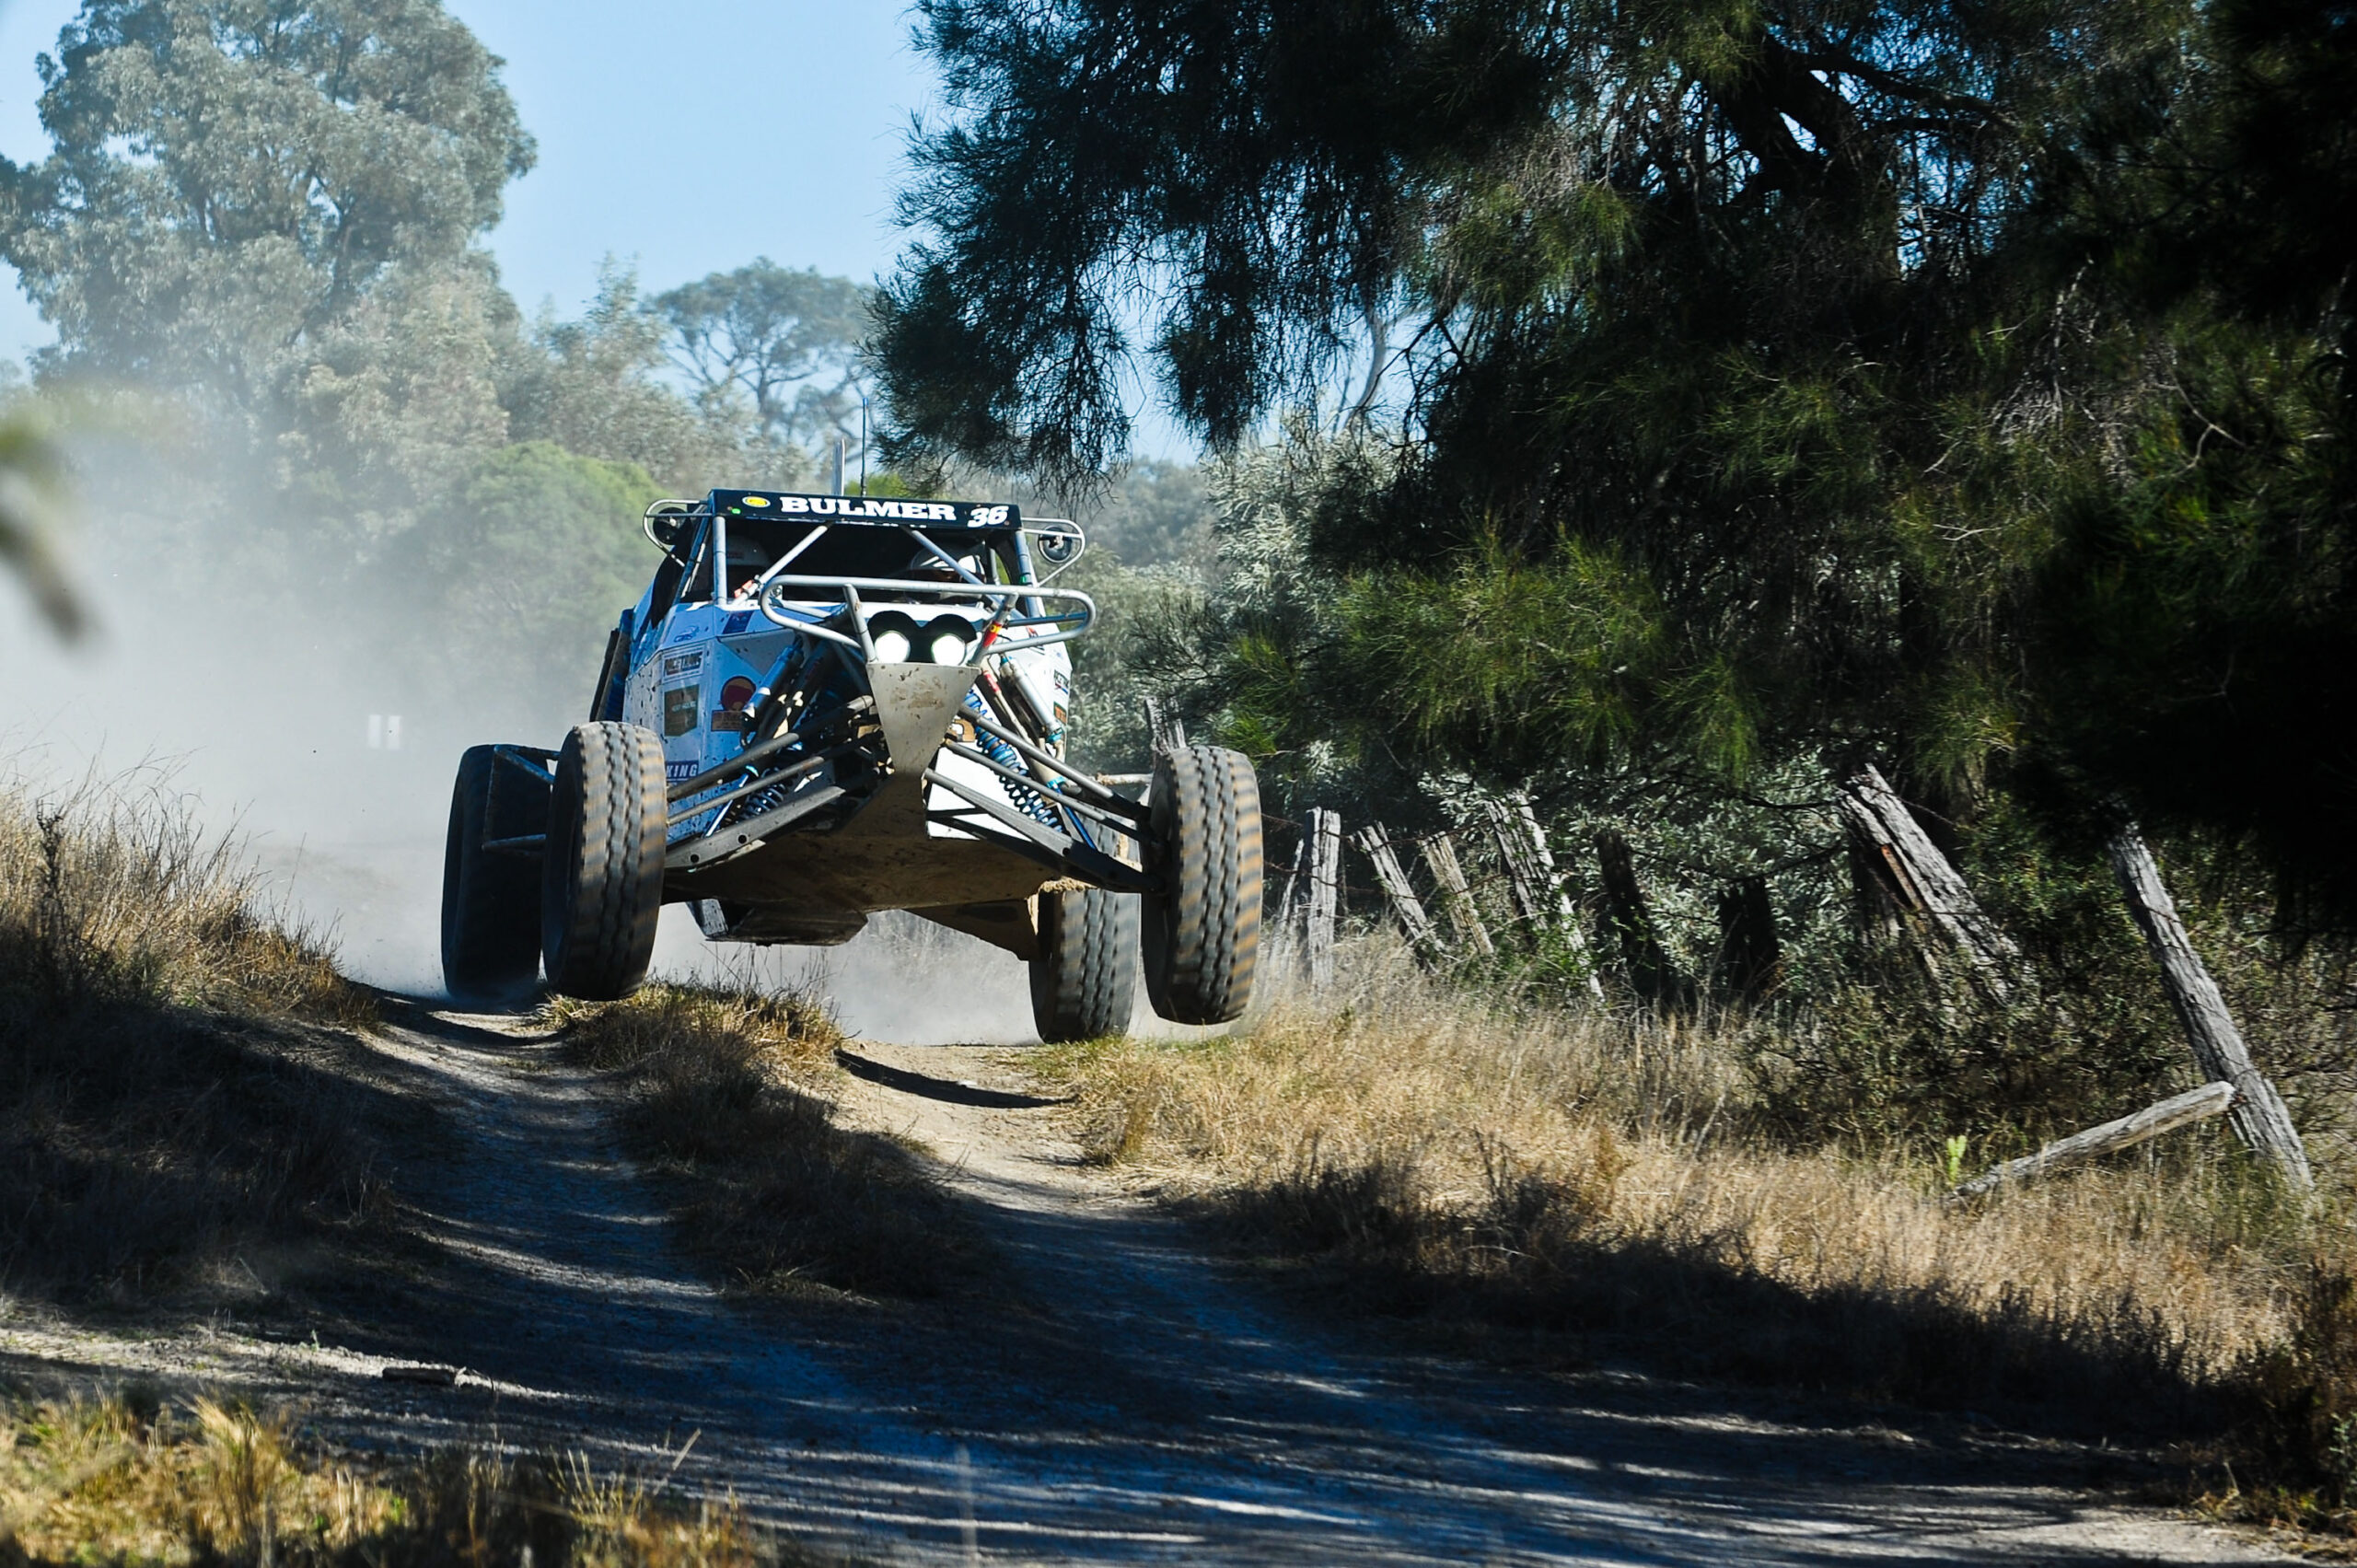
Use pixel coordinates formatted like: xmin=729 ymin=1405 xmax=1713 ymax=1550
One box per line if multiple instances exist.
xmin=2107 ymin=826 xmax=2313 ymax=1191
xmin=1946 ymin=1081 xmax=2236 ymax=1202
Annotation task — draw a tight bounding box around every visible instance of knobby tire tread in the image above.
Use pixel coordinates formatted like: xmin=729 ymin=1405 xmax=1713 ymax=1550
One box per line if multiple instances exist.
xmin=442 ymin=745 xmax=543 ymax=999
xmin=1144 ymin=745 xmax=1263 ymax=1025
xmin=543 ymin=722 xmax=666 ymax=1001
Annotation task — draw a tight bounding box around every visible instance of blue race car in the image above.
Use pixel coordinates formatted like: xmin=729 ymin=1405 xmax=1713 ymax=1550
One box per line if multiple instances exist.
xmin=440 ymin=488 xmax=1263 ymax=1041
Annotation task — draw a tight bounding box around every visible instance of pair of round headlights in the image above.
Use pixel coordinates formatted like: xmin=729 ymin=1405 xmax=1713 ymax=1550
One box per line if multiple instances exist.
xmin=868 ymin=611 xmax=977 ymax=666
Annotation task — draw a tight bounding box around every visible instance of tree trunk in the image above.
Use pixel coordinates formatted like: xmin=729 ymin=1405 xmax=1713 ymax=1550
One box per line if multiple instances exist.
xmin=2107 ymin=826 xmax=2312 ymax=1191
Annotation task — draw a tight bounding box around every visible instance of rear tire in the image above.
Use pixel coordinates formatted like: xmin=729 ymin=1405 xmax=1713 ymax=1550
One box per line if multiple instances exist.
xmin=1030 ymin=889 xmax=1140 ymax=1042
xmin=1142 ymin=745 xmax=1263 ymax=1025
xmin=541 ymin=722 xmax=668 ymax=1001
xmin=441 ymin=745 xmax=546 ymax=1002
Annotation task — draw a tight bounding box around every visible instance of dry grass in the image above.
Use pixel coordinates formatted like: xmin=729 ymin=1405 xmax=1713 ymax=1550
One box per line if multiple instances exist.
xmin=1039 ymin=940 xmax=2343 ymax=1459
xmin=0 ymin=1389 xmax=845 ymax=1566
xmin=552 ymin=981 xmax=995 ymax=1301
xmin=0 ymin=766 xmax=394 ymax=1307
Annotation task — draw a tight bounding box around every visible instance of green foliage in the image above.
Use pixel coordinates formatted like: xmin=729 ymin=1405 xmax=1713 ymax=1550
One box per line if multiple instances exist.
xmin=655 ymin=260 xmax=871 ymax=464
xmin=0 ymin=0 xmax=533 ymax=399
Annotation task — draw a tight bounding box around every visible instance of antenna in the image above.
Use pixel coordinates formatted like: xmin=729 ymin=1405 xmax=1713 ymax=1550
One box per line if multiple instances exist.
xmin=860 ymin=393 xmax=869 ymax=496
xmin=830 ymin=434 xmax=844 ymax=496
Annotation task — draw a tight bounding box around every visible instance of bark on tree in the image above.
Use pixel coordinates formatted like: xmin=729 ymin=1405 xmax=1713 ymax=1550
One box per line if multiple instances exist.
xmin=1354 ymin=823 xmax=1446 ymax=962
xmin=1946 ymin=1081 xmax=2237 ymax=1202
xmin=1422 ymin=832 xmax=1494 ymax=958
xmin=2107 ymin=826 xmax=2313 ymax=1191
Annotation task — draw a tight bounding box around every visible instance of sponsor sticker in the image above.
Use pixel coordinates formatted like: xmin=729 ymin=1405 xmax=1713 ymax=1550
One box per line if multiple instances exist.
xmin=667 ymin=621 xmax=700 ymax=645
xmin=720 ymin=675 xmax=757 ymax=709
xmin=722 ymin=610 xmax=752 ymax=635
xmin=662 ymin=652 xmax=703 ymax=679
xmin=666 ymin=761 xmax=699 ymax=783
xmin=662 ymin=684 xmax=701 ymax=738
xmin=741 ymin=494 xmax=771 ymax=507
xmin=709 ymin=711 xmax=750 ymax=733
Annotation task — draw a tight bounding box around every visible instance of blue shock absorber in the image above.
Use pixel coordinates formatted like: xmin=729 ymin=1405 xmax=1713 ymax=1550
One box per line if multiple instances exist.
xmin=964 ymin=690 xmax=1062 ymax=829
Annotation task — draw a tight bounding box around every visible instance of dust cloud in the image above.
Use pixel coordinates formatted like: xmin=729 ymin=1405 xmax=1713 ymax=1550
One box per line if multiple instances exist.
xmin=0 ymin=425 xmax=1159 ymax=1046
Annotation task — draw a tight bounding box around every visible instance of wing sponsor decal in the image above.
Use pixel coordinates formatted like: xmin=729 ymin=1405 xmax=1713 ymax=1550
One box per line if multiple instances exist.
xmin=662 ymin=684 xmax=701 ymax=738
xmin=666 ymin=761 xmax=700 ymax=783
xmin=661 ymin=652 xmax=703 ymax=679
xmin=722 ymin=610 xmax=752 ymax=635
xmin=711 ymin=490 xmax=1021 ymax=528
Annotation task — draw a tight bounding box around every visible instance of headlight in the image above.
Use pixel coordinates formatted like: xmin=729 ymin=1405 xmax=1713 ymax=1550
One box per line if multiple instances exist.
xmin=925 ymin=615 xmax=975 ymax=666
xmin=871 ymin=626 xmax=913 ymax=663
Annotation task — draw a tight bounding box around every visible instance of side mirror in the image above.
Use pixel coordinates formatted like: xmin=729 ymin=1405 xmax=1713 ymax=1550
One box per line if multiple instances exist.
xmin=1028 ymin=520 xmax=1085 ymax=576
xmin=643 ymin=500 xmax=700 ymax=557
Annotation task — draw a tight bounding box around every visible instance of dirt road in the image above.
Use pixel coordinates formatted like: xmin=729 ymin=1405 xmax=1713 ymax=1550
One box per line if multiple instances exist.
xmin=0 ymin=1004 xmax=2295 ymax=1564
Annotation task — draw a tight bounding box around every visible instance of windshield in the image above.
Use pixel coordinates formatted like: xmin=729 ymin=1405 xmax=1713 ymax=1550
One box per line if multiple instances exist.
xmin=722 ymin=519 xmax=1017 ymax=602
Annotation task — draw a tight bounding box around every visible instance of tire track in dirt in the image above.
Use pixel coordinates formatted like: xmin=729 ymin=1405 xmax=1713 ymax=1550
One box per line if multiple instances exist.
xmin=0 ymin=1004 xmax=2299 ymax=1564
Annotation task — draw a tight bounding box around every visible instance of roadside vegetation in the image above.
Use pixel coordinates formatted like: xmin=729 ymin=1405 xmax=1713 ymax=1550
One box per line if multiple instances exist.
xmin=551 ymin=981 xmax=995 ymax=1301
xmin=0 ymin=1388 xmax=839 ymax=1567
xmin=0 ymin=765 xmax=392 ymax=1307
xmin=1039 ymin=939 xmax=2357 ymax=1531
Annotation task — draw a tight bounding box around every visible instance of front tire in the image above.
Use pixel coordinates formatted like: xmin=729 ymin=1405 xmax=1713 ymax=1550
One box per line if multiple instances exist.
xmin=541 ymin=722 xmax=668 ymax=1001
xmin=1142 ymin=745 xmax=1263 ymax=1025
xmin=1030 ymin=888 xmax=1140 ymax=1042
xmin=441 ymin=746 xmax=546 ymax=1002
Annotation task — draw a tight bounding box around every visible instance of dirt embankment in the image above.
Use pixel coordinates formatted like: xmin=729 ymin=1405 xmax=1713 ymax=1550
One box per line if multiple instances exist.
xmin=0 ymin=997 xmax=2295 ymax=1565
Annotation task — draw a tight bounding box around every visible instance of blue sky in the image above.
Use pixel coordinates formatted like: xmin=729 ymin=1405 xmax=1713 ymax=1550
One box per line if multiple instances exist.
xmin=0 ymin=0 xmax=934 ymax=355
xmin=0 ymin=0 xmax=1199 ymax=462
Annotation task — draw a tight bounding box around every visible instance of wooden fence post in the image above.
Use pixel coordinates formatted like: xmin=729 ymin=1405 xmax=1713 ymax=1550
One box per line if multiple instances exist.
xmin=1837 ymin=766 xmax=2019 ymax=1005
xmin=2107 ymin=826 xmax=2313 ymax=1191
xmin=1595 ymin=830 xmax=1692 ymax=1011
xmin=1422 ymin=832 xmax=1495 ymax=958
xmin=1353 ymin=822 xmax=1448 ymax=963
xmin=1488 ymin=796 xmax=1605 ymax=999
xmin=1306 ymin=807 xmax=1343 ymax=989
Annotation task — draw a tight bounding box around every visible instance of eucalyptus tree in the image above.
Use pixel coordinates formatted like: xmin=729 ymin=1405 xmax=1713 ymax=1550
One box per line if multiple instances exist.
xmin=0 ymin=0 xmax=534 ymax=446
xmin=655 ymin=261 xmax=871 ymax=463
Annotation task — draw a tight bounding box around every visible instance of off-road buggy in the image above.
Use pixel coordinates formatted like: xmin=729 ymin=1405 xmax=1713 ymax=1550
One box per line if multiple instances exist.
xmin=439 ymin=488 xmax=1262 ymax=1041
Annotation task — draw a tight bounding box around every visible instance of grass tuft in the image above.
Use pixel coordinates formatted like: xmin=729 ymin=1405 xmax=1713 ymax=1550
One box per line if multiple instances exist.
xmin=0 ymin=1390 xmax=843 ymax=1565
xmin=552 ymin=980 xmax=994 ymax=1301
xmin=0 ymin=766 xmax=392 ymax=1307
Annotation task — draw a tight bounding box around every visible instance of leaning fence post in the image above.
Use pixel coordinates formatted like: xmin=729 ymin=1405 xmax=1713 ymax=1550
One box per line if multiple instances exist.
xmin=1353 ymin=822 xmax=1448 ymax=963
xmin=1595 ymin=830 xmax=1691 ymax=1011
xmin=1306 ymin=807 xmax=1343 ymax=989
xmin=2107 ymin=825 xmax=2312 ymax=1191
xmin=1837 ymin=766 xmax=2019 ymax=1005
xmin=1422 ymin=832 xmax=1495 ymax=958
xmin=1487 ymin=796 xmax=1604 ymax=999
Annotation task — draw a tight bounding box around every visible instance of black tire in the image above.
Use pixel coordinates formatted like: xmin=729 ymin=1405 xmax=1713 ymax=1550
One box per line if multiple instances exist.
xmin=541 ymin=722 xmax=668 ymax=1001
xmin=1030 ymin=889 xmax=1140 ymax=1042
xmin=441 ymin=745 xmax=546 ymax=1001
xmin=1142 ymin=745 xmax=1263 ymax=1025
